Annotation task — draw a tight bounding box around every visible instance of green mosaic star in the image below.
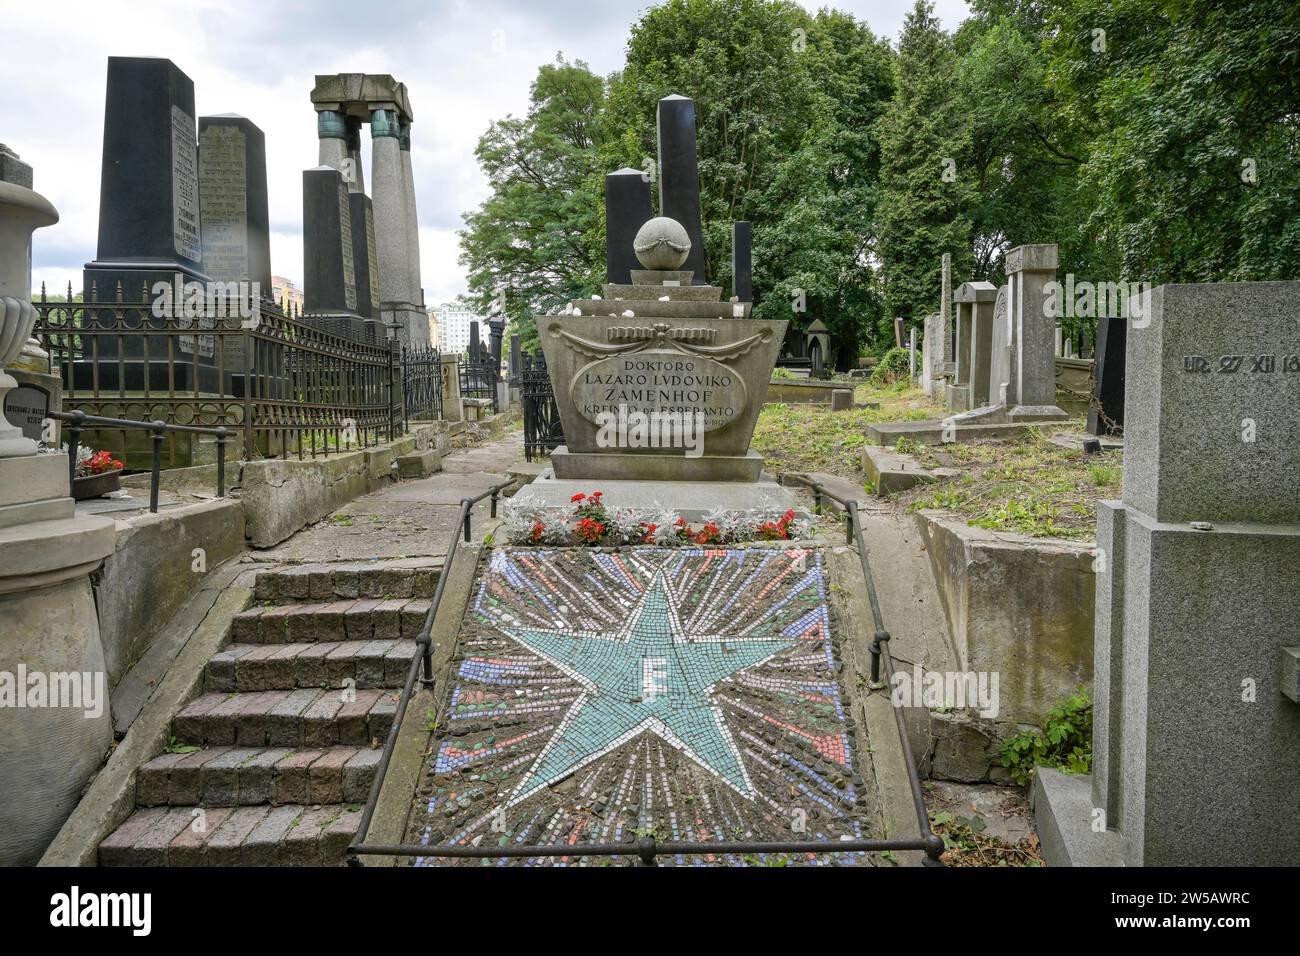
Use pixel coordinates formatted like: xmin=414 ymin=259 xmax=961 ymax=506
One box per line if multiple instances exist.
xmin=495 ymin=571 xmax=798 ymax=805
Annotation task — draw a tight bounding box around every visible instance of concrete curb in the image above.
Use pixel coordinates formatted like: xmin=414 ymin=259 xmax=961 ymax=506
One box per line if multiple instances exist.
xmin=826 ymin=545 xmax=925 ymax=866
xmin=362 ymin=543 xmax=484 ymax=866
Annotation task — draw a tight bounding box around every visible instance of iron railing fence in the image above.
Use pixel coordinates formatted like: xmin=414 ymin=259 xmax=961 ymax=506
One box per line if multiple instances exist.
xmin=51 ymin=409 xmax=228 ymax=513
xmin=347 ymin=477 xmax=945 ymax=867
xmin=458 ymin=357 xmax=499 ymax=414
xmin=34 ymin=284 xmax=398 ymax=466
xmin=520 ymin=352 xmax=562 ymax=461
xmin=784 ymin=472 xmax=944 ymax=865
xmin=401 ymin=345 xmax=443 ymax=424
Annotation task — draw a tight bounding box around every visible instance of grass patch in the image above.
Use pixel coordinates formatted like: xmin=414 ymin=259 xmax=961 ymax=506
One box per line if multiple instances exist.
xmin=899 ymin=428 xmax=1121 ymax=540
xmin=751 ymin=382 xmax=945 ymax=478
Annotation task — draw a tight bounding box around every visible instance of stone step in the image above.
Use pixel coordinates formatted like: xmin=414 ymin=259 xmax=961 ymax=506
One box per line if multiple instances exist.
xmin=568 ymin=299 xmax=752 ymax=320
xmin=601 ymin=283 xmax=724 ymax=302
xmin=252 ymin=562 xmax=441 ymax=604
xmin=231 ymin=597 xmax=431 ymax=643
xmin=205 ymin=639 xmax=417 ymax=692
xmin=135 ymin=744 xmax=382 ymax=808
xmin=98 ymin=802 xmax=362 ymax=866
xmin=171 ymin=688 xmax=398 ymax=749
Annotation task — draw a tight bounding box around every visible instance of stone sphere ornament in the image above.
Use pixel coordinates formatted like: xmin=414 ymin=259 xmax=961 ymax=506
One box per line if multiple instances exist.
xmin=633 ymin=216 xmax=691 ymax=270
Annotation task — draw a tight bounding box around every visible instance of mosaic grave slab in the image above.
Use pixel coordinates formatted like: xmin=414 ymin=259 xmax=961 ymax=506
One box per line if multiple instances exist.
xmin=408 ymin=546 xmax=878 ymax=866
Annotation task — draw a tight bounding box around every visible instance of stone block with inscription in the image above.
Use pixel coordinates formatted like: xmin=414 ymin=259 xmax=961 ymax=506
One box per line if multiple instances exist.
xmin=82 ymin=57 xmax=219 ymax=394
xmin=539 ymin=308 xmax=786 ymax=482
xmin=1050 ymin=281 xmax=1300 ymax=867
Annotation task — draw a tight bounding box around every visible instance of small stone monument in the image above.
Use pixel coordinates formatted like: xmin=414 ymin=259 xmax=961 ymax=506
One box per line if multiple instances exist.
xmin=1036 ymin=281 xmax=1300 ymax=866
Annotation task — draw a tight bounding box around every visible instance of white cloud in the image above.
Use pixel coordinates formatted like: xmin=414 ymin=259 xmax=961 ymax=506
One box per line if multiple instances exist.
xmin=6 ymin=0 xmax=969 ymax=301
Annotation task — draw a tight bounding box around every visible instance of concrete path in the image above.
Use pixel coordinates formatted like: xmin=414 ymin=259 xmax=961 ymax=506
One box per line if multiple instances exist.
xmin=801 ymin=473 xmax=958 ymax=674
xmin=253 ymin=431 xmax=523 ymax=563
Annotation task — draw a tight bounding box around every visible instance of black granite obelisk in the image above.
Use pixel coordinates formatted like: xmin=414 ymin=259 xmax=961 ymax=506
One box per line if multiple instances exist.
xmin=605 ymin=168 xmax=652 ymax=284
xmin=1087 ymin=318 xmax=1126 ymax=435
xmin=656 ymin=95 xmax=706 ymax=283
xmin=732 ymin=221 xmax=752 ymax=302
xmin=199 ymin=113 xmax=275 ymax=396
xmin=303 ymin=166 xmax=364 ymax=339
xmin=82 ymin=56 xmax=217 ymax=397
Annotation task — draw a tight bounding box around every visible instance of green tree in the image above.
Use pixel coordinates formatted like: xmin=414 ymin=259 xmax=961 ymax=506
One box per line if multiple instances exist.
xmin=876 ymin=0 xmax=975 ymax=323
xmin=458 ymin=56 xmax=606 ymax=352
xmin=1045 ymin=0 xmax=1300 ymax=283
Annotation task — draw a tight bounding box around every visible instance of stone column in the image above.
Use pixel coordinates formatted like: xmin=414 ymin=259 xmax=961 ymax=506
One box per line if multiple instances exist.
xmin=370 ymin=108 xmax=413 ymax=342
xmin=605 ymin=169 xmax=652 ymax=285
xmin=399 ymin=121 xmax=423 ymax=316
xmin=344 ymin=116 xmax=366 ymax=194
xmin=938 ymin=252 xmax=954 ymax=375
xmin=1073 ymin=281 xmax=1300 ymax=866
xmin=0 ymin=160 xmax=117 ymax=865
xmin=954 ymin=281 xmax=997 ymax=408
xmin=1087 ymin=317 xmax=1126 ymax=436
xmin=1004 ymin=243 xmax=1067 ymax=420
xmin=316 ymin=109 xmax=349 ymax=175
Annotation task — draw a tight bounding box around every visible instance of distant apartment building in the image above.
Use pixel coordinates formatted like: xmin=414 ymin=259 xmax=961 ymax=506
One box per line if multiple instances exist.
xmin=436 ymin=302 xmax=487 ymax=356
xmin=271 ymin=275 xmax=305 ymax=315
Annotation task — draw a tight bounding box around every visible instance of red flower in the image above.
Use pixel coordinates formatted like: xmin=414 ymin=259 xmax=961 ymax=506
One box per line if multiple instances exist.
xmin=571 ymin=493 xmax=586 ymax=502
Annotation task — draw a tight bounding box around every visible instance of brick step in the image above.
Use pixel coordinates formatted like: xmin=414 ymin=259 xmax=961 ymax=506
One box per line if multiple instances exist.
xmin=172 ymin=688 xmax=398 ymax=749
xmin=253 ymin=562 xmax=441 ymax=605
xmin=99 ymin=803 xmax=362 ymax=866
xmin=205 ymin=639 xmax=418 ymax=692
xmin=136 ymin=744 xmax=381 ymax=808
xmin=231 ymin=598 xmax=431 ymax=644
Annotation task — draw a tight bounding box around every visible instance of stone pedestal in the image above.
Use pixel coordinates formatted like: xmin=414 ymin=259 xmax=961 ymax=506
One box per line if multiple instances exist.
xmin=0 ymin=453 xmax=117 ymax=865
xmin=1043 ymin=281 xmax=1300 ymax=866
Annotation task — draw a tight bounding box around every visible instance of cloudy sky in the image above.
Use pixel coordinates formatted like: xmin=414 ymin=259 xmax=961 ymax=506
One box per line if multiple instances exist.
xmin=3 ymin=0 xmax=969 ymax=305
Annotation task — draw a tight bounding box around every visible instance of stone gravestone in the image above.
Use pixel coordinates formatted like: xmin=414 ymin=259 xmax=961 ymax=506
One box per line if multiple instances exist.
xmin=605 ymin=168 xmax=652 ymax=285
xmin=198 ymin=114 xmax=274 ymax=394
xmin=950 ymin=280 xmax=997 ymax=410
xmin=1087 ymin=316 xmax=1126 ymax=435
xmin=82 ymin=57 xmax=218 ymax=396
xmin=731 ymin=220 xmax=752 ymax=304
xmin=1004 ymin=244 xmax=1067 ymax=420
xmin=1040 ymin=281 xmax=1300 ymax=867
xmin=302 ymin=166 xmax=366 ymax=339
xmin=988 ymin=284 xmax=1010 ymax=404
xmin=657 ymin=95 xmax=706 ymax=285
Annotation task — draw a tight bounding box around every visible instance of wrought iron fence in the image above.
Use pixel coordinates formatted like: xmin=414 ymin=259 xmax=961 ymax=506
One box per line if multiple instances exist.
xmin=401 ymin=345 xmax=443 ymax=424
xmin=34 ymin=284 xmax=398 ymax=466
xmin=521 ymin=352 xmax=563 ymax=461
xmin=458 ymin=357 xmax=499 ymax=414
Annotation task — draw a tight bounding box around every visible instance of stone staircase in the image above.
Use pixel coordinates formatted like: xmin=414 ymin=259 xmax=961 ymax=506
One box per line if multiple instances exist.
xmin=97 ymin=561 xmax=438 ymax=866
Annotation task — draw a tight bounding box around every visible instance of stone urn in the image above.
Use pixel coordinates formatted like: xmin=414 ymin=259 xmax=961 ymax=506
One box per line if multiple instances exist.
xmin=0 ymin=171 xmax=58 ymax=457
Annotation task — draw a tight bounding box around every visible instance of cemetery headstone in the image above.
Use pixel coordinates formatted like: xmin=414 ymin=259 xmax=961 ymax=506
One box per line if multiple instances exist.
xmin=302 ymin=166 xmax=365 ymax=338
xmin=732 ymin=220 xmax=752 ymax=303
xmin=1087 ymin=316 xmax=1126 ymax=435
xmin=1081 ymin=280 xmax=1300 ymax=866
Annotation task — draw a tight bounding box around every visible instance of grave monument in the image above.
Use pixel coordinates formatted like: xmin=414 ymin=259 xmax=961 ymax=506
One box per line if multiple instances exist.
xmin=512 ymin=95 xmax=795 ymax=519
xmin=1035 ymin=281 xmax=1300 ymax=866
xmin=310 ymin=74 xmax=426 ymax=345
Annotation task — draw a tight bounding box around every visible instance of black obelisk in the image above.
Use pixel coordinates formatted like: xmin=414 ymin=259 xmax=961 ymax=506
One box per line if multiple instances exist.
xmin=605 ymin=168 xmax=652 ymax=284
xmin=656 ymin=94 xmax=706 ymax=283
